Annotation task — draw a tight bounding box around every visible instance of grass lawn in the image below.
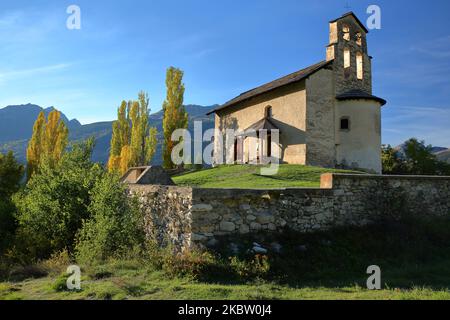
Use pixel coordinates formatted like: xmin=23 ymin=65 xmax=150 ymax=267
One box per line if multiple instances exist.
xmin=1 ymin=217 xmax=450 ymax=300
xmin=1 ymin=266 xmax=450 ymax=300
xmin=172 ymin=165 xmax=360 ymax=189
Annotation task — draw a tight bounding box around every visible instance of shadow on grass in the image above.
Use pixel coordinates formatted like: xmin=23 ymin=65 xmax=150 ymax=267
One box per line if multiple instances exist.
xmin=196 ymin=217 xmax=450 ymax=291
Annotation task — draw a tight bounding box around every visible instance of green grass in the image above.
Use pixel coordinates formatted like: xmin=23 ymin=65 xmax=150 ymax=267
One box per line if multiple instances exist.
xmin=1 ymin=217 xmax=450 ymax=300
xmin=173 ymin=165 xmax=360 ymax=189
xmin=1 ymin=271 xmax=449 ymax=300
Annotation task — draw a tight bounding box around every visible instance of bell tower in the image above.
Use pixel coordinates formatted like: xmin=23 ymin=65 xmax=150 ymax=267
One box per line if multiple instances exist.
xmin=326 ymin=12 xmax=372 ymax=95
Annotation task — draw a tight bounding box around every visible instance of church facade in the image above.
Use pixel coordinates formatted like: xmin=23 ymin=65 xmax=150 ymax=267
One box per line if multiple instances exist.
xmin=207 ymin=12 xmax=386 ymax=173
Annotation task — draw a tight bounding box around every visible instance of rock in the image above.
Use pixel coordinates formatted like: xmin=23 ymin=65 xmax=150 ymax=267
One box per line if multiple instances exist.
xmin=239 ymin=224 xmax=250 ymax=234
xmin=191 ymin=204 xmax=213 ymax=212
xmin=246 ymin=215 xmax=256 ymax=221
xmin=204 ymin=212 xmax=220 ymax=220
xmin=297 ymin=245 xmax=307 ymax=252
xmin=240 ymin=204 xmax=251 ymax=210
xmin=256 ymin=213 xmax=274 ymax=224
xmin=252 ymin=245 xmax=268 ymax=254
xmin=191 ymin=233 xmax=207 ymax=241
xmin=220 ymin=221 xmax=236 ymax=232
xmin=267 ymin=223 xmax=277 ymax=231
xmin=250 ymin=222 xmax=262 ymax=230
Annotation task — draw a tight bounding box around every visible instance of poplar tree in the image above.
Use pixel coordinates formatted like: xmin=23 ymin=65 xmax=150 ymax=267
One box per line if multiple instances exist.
xmin=162 ymin=67 xmax=188 ymax=169
xmin=26 ymin=111 xmax=45 ymax=179
xmin=26 ymin=109 xmax=68 ymax=179
xmin=108 ymin=101 xmax=129 ymax=172
xmin=108 ymin=92 xmax=158 ymax=174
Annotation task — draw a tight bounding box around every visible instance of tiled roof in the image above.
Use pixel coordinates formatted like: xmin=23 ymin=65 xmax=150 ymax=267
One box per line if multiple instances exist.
xmin=336 ymin=89 xmax=386 ymax=106
xmin=207 ymin=60 xmax=332 ymax=115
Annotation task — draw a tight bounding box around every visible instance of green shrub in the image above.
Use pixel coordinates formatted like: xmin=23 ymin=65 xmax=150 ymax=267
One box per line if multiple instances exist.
xmin=229 ymin=255 xmax=270 ymax=280
xmin=39 ymin=250 xmax=73 ymax=275
xmin=52 ymin=272 xmax=72 ymax=292
xmin=161 ymin=249 xmax=218 ymax=279
xmin=0 ymin=151 xmax=24 ymax=255
xmin=14 ymin=140 xmax=103 ymax=261
xmin=75 ymin=174 xmax=145 ymax=264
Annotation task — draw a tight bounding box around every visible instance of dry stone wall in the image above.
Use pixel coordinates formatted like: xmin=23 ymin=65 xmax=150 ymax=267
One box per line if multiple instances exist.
xmin=128 ymin=174 xmax=450 ymax=251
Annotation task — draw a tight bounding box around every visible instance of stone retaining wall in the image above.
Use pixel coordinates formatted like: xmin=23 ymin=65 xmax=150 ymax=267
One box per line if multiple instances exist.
xmin=128 ymin=174 xmax=450 ymax=251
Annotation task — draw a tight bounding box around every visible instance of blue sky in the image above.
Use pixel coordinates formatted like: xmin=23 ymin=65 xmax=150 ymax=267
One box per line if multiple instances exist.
xmin=0 ymin=0 xmax=449 ymax=147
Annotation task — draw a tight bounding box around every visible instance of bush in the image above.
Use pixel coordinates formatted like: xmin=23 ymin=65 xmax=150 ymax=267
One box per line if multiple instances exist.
xmin=229 ymin=255 xmax=270 ymax=280
xmin=0 ymin=151 xmax=24 ymax=255
xmin=161 ymin=249 xmax=218 ymax=279
xmin=13 ymin=139 xmax=103 ymax=261
xmin=75 ymin=174 xmax=145 ymax=264
xmin=39 ymin=250 xmax=73 ymax=275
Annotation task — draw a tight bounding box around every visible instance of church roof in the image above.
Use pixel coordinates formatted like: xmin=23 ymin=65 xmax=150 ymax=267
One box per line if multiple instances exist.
xmin=329 ymin=11 xmax=369 ymax=33
xmin=207 ymin=60 xmax=332 ymax=115
xmin=336 ymin=89 xmax=386 ymax=106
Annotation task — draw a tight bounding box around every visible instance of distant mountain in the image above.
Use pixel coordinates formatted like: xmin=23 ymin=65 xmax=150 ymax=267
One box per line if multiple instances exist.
xmin=0 ymin=104 xmax=217 ymax=165
xmin=0 ymin=104 xmax=81 ymax=143
xmin=435 ymin=149 xmax=450 ymax=163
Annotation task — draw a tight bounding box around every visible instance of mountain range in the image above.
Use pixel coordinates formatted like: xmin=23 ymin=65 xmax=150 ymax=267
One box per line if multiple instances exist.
xmin=0 ymin=103 xmax=216 ymax=165
xmin=1 ymin=103 xmax=449 ymax=166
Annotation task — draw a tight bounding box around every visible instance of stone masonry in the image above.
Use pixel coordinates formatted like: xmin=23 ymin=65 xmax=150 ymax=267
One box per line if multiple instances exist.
xmin=128 ymin=174 xmax=450 ymax=251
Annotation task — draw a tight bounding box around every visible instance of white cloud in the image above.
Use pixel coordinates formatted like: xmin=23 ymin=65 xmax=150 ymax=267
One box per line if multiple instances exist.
xmin=0 ymin=63 xmax=72 ymax=83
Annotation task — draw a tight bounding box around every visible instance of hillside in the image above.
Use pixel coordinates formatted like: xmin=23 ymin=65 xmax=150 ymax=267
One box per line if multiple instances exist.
xmin=173 ymin=165 xmax=360 ymax=188
xmin=0 ymin=104 xmax=216 ymax=164
xmin=436 ymin=149 xmax=450 ymax=163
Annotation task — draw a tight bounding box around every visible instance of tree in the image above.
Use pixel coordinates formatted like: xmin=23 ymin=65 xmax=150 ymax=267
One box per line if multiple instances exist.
xmin=75 ymin=173 xmax=144 ymax=264
xmin=382 ymin=138 xmax=450 ymax=175
xmin=108 ymin=93 xmax=157 ymax=174
xmin=15 ymin=138 xmax=103 ymax=259
xmin=26 ymin=110 xmax=68 ymax=179
xmin=0 ymin=151 xmax=24 ymax=254
xmin=381 ymin=145 xmax=405 ymax=174
xmin=162 ymin=67 xmax=188 ymax=169
xmin=130 ymin=91 xmax=158 ymax=167
xmin=403 ymin=138 xmax=440 ymax=175
xmin=26 ymin=112 xmax=45 ymax=179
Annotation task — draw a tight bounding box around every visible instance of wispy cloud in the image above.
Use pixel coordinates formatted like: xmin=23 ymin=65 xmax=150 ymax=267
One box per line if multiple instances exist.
xmin=0 ymin=63 xmax=72 ymax=83
xmin=410 ymin=35 xmax=450 ymax=59
xmin=383 ymin=104 xmax=450 ymax=147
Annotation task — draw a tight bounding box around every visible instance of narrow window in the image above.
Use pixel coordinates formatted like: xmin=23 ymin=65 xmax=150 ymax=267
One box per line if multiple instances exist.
xmin=340 ymin=117 xmax=350 ymax=130
xmin=344 ymin=48 xmax=351 ymax=68
xmin=355 ymin=32 xmax=362 ymax=46
xmin=343 ymin=24 xmax=350 ymax=41
xmin=356 ymin=52 xmax=363 ymax=80
xmin=265 ymin=105 xmax=272 ymax=118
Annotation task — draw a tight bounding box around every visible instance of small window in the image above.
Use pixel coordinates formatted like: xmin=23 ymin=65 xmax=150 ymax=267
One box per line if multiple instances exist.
xmin=342 ymin=24 xmax=350 ymax=41
xmin=356 ymin=52 xmax=363 ymax=80
xmin=355 ymin=32 xmax=362 ymax=46
xmin=265 ymin=105 xmax=272 ymax=118
xmin=340 ymin=117 xmax=350 ymax=130
xmin=344 ymin=48 xmax=351 ymax=68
